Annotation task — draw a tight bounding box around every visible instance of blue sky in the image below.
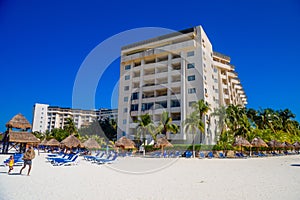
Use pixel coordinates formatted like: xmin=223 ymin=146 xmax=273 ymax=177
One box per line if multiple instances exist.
xmin=0 ymin=0 xmax=299 ymax=132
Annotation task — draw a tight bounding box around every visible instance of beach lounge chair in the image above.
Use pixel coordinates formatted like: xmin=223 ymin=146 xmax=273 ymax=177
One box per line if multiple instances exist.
xmin=199 ymin=152 xmax=205 ymax=159
xmin=219 ymin=152 xmax=226 ymax=158
xmin=52 ymin=154 xmax=79 ymax=166
xmin=207 ymin=152 xmax=214 ymax=158
xmin=97 ymin=154 xmax=118 ymax=164
xmin=1 ymin=153 xmax=24 ymax=166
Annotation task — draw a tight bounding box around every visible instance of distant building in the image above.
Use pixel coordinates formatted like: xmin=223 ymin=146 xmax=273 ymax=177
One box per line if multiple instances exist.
xmin=32 ymin=103 xmax=117 ymax=133
xmin=117 ymin=25 xmax=247 ymax=144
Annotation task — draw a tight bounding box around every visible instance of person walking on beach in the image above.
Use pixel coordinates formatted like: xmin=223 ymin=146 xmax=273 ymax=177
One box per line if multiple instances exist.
xmin=20 ymin=146 xmax=35 ymax=176
xmin=7 ymin=155 xmax=14 ymax=174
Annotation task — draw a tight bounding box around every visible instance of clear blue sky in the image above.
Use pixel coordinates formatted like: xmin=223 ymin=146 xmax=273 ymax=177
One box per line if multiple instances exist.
xmin=0 ymin=0 xmax=299 ymax=132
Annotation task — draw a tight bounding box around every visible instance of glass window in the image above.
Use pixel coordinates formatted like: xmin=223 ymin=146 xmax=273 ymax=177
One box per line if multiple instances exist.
xmin=188 ymin=88 xmax=196 ymax=94
xmin=188 ymin=75 xmax=195 ymax=81
xmin=125 ymin=65 xmax=131 ymax=70
xmin=123 ymin=108 xmax=128 ymax=113
xmin=125 ymin=75 xmax=130 ymax=80
xmin=187 ymin=63 xmax=195 ymax=69
xmin=187 ymin=51 xmax=194 ymax=57
xmin=124 ymin=97 xmax=128 ymax=102
xmin=124 ymin=86 xmax=129 ymax=91
xmin=131 ymin=92 xmax=139 ymax=100
xmin=123 ymin=119 xmax=127 ymax=124
xmin=171 ymin=100 xmax=180 ymax=107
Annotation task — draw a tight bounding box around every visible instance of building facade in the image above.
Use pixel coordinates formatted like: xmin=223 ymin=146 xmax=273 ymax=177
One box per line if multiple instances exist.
xmin=117 ymin=25 xmax=247 ymax=144
xmin=32 ymin=103 xmax=117 ymax=133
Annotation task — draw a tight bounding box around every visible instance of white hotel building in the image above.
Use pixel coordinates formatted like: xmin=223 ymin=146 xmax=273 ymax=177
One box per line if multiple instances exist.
xmin=32 ymin=103 xmax=117 ymax=133
xmin=117 ymin=26 xmax=247 ymax=144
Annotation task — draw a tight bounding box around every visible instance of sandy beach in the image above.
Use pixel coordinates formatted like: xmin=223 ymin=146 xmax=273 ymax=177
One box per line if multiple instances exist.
xmin=0 ymin=153 xmax=300 ymax=200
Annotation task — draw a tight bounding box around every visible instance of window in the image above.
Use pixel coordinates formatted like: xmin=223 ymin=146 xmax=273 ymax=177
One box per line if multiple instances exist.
xmin=213 ymin=67 xmax=218 ymax=73
xmin=187 ymin=63 xmax=195 ymax=69
xmin=123 ymin=119 xmax=127 ymax=124
xmin=189 ymin=101 xmax=196 ymax=107
xmin=131 ymin=92 xmax=139 ymax=100
xmin=203 ymin=63 xmax=206 ymax=68
xmin=171 ymin=100 xmax=180 ymax=107
xmin=124 ymin=97 xmax=128 ymax=102
xmin=187 ymin=51 xmax=194 ymax=57
xmin=123 ymin=108 xmax=128 ymax=113
xmin=204 ymin=75 xmax=207 ymax=80
xmin=188 ymin=75 xmax=195 ymax=81
xmin=125 ymin=75 xmax=130 ymax=80
xmin=125 ymin=65 xmax=131 ymax=70
xmin=122 ymin=131 xmax=126 ymax=136
xmin=124 ymin=86 xmax=129 ymax=91
xmin=131 ymin=104 xmax=139 ymax=111
xmin=142 ymin=103 xmax=154 ymax=111
xmin=188 ymin=88 xmax=196 ymax=94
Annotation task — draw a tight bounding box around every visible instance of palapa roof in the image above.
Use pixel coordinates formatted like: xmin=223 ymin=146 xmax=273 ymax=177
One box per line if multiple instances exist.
xmin=40 ymin=139 xmax=48 ymax=145
xmin=281 ymin=141 xmax=293 ymax=149
xmin=6 ymin=113 xmax=32 ymax=130
xmin=251 ymin=137 xmax=268 ymax=148
xmin=46 ymin=138 xmax=61 ymax=147
xmin=293 ymin=141 xmax=300 ymax=149
xmin=61 ymin=135 xmax=84 ymax=148
xmin=83 ymin=138 xmax=100 ymax=149
xmin=267 ymin=140 xmax=283 ymax=148
xmin=154 ymin=137 xmax=173 ymax=148
xmin=115 ymin=136 xmax=136 ymax=149
xmin=233 ymin=136 xmax=252 ymax=147
xmin=8 ymin=131 xmax=40 ymax=144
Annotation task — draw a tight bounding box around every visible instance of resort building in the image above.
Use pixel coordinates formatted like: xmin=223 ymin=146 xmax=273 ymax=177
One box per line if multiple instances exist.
xmin=32 ymin=103 xmax=117 ymax=133
xmin=117 ymin=25 xmax=247 ymax=144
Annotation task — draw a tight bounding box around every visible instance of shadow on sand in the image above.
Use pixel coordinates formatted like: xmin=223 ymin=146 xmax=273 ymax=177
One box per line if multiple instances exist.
xmin=290 ymin=164 xmax=300 ymax=167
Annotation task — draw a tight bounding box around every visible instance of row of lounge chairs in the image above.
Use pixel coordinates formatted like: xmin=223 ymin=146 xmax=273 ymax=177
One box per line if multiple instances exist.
xmin=83 ymin=152 xmax=118 ymax=164
xmin=46 ymin=153 xmax=79 ymax=166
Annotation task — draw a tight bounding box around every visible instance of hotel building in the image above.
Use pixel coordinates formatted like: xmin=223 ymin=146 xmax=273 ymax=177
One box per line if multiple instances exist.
xmin=117 ymin=25 xmax=247 ymax=144
xmin=32 ymin=103 xmax=117 ymax=133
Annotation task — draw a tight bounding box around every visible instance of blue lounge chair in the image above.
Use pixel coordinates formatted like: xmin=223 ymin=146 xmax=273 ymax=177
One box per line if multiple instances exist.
xmin=207 ymin=152 xmax=214 ymax=158
xmin=97 ymin=154 xmax=118 ymax=164
xmin=199 ymin=152 xmax=205 ymax=159
xmin=219 ymin=152 xmax=226 ymax=158
xmin=52 ymin=154 xmax=79 ymax=166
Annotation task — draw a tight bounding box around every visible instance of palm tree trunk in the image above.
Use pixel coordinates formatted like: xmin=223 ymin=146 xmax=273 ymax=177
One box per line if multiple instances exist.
xmin=193 ymin=131 xmax=196 ymax=158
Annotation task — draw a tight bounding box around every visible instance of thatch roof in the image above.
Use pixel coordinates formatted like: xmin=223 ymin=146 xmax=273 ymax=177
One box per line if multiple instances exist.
xmin=233 ymin=136 xmax=252 ymax=147
xmin=154 ymin=137 xmax=173 ymax=148
xmin=83 ymin=138 xmax=100 ymax=149
xmin=8 ymin=131 xmax=40 ymax=144
xmin=282 ymin=141 xmax=293 ymax=149
xmin=40 ymin=139 xmax=48 ymax=145
xmin=61 ymin=135 xmax=83 ymax=148
xmin=250 ymin=137 xmax=268 ymax=148
xmin=267 ymin=140 xmax=283 ymax=148
xmin=293 ymin=141 xmax=300 ymax=149
xmin=46 ymin=138 xmax=61 ymax=147
xmin=115 ymin=136 xmax=136 ymax=149
xmin=6 ymin=113 xmax=31 ymax=130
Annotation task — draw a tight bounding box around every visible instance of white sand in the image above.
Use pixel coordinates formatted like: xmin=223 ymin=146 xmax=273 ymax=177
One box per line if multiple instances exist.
xmin=0 ymin=153 xmax=300 ymax=200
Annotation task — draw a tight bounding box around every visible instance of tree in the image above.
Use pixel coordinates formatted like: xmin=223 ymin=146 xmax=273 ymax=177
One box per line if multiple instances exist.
xmin=182 ymin=112 xmax=204 ymax=158
xmin=64 ymin=118 xmax=77 ymax=136
xmin=191 ymin=99 xmax=210 ymax=143
xmin=156 ymin=111 xmax=179 ymax=140
xmin=136 ymin=114 xmax=156 ymax=149
xmin=211 ymin=106 xmax=227 ymax=138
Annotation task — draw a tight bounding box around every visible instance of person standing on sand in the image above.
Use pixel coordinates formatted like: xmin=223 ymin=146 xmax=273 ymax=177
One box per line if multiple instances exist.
xmin=20 ymin=146 xmax=35 ymax=176
xmin=8 ymin=155 xmax=14 ymax=174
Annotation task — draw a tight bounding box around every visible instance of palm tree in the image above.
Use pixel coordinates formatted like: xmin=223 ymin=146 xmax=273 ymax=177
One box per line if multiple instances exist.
xmin=182 ymin=112 xmax=204 ymax=158
xmin=136 ymin=114 xmax=156 ymax=151
xmin=156 ymin=111 xmax=179 ymax=140
xmin=278 ymin=109 xmax=296 ymax=133
xmin=191 ymin=99 xmax=210 ymax=143
xmin=211 ymin=106 xmax=227 ymax=139
xmin=64 ymin=118 xmax=77 ymax=136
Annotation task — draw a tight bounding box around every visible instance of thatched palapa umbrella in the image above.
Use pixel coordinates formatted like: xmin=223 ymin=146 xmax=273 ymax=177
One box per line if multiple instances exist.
xmin=154 ymin=137 xmax=173 ymax=154
xmin=282 ymin=141 xmax=293 ymax=150
xmin=267 ymin=140 xmax=283 ymax=153
xmin=61 ymin=135 xmax=84 ymax=149
xmin=8 ymin=131 xmax=40 ymax=144
xmin=83 ymin=138 xmax=100 ymax=149
xmin=40 ymin=139 xmax=48 ymax=146
xmin=46 ymin=138 xmax=61 ymax=147
xmin=115 ymin=136 xmax=135 ymax=149
xmin=6 ymin=113 xmax=32 ymax=130
xmin=250 ymin=137 xmax=268 ymax=155
xmin=233 ymin=136 xmax=251 ymax=153
xmin=293 ymin=141 xmax=300 ymax=150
